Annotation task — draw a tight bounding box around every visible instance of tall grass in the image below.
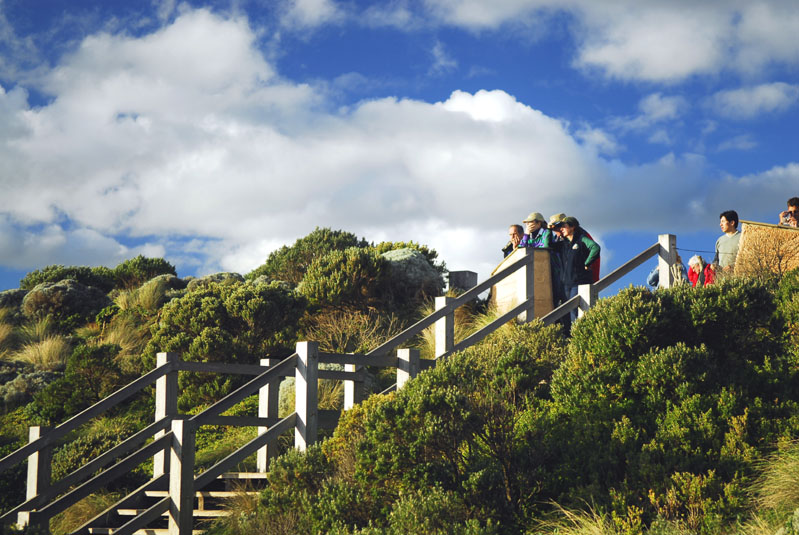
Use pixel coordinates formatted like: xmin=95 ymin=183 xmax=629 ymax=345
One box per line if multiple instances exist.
xmin=417 ymin=292 xmax=499 ymax=359
xmin=13 ymin=335 xmax=70 ymax=371
xmin=114 ymin=279 xmax=168 ymax=314
xmin=19 ymin=317 xmax=54 ymax=344
xmin=100 ymin=315 xmax=148 ymax=374
xmin=740 ymin=440 xmax=799 ymax=535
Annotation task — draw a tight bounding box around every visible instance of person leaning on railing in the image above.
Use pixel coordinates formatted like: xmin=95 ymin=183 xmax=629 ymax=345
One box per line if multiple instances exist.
xmin=518 ymin=212 xmax=553 ymax=249
xmin=555 ymin=216 xmax=600 ymax=323
xmin=502 ymin=224 xmax=524 ymax=257
xmin=778 ymin=197 xmax=799 ymax=228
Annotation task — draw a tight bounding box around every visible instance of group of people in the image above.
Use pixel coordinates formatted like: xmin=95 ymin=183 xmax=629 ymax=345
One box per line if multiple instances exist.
xmin=649 ymin=197 xmax=799 ymax=289
xmin=502 ymin=198 xmax=797 ymax=322
xmin=647 ymin=210 xmax=741 ymax=288
xmin=502 ymin=212 xmax=600 ymax=323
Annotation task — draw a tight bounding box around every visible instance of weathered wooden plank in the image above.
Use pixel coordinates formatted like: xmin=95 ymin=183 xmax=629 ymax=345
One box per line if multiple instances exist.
xmin=190 ymin=354 xmax=298 ymax=425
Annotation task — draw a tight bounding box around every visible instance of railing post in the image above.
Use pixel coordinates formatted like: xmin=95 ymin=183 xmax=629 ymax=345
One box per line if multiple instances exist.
xmin=257 ymin=358 xmax=280 ymax=473
xmin=516 ymin=248 xmax=535 ymax=322
xmin=343 ymin=362 xmax=364 ymax=411
xmin=295 ymin=341 xmax=318 ymax=451
xmin=435 ymin=296 xmax=454 ymax=358
xmin=577 ymin=283 xmax=597 ymax=318
xmin=17 ymin=425 xmax=52 ymax=532
xmin=154 ymin=352 xmax=179 ymax=478
xmin=397 ymin=348 xmax=420 ymax=389
xmin=168 ymin=419 xmax=196 ymax=535
xmin=658 ymin=234 xmax=677 ymax=289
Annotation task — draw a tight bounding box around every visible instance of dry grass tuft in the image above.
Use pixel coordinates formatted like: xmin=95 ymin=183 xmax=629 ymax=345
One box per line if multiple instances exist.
xmin=752 ymin=441 xmax=799 ymax=514
xmin=19 ymin=317 xmax=54 ymax=344
xmin=0 ymin=322 xmax=15 ymax=354
xmin=13 ymin=335 xmax=70 ymax=370
xmin=535 ymin=505 xmax=618 ymax=535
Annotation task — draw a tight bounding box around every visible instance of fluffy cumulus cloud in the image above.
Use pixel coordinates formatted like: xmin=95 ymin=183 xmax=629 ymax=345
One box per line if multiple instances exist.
xmin=0 ymin=7 xmax=792 ymax=283
xmin=709 ymin=82 xmax=799 ymax=119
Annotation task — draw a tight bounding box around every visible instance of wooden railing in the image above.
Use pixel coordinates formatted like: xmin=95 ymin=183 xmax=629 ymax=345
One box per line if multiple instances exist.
xmin=0 ymin=234 xmax=677 ymax=535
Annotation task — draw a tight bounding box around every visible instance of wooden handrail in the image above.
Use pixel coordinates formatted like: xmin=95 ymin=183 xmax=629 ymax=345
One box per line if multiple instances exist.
xmin=594 ymin=242 xmax=659 ymax=292
xmin=0 ymin=360 xmax=177 ymax=474
xmin=0 ymin=418 xmax=171 ymax=522
xmin=36 ymin=433 xmax=173 ymax=519
xmin=190 ymin=354 xmax=298 ymax=425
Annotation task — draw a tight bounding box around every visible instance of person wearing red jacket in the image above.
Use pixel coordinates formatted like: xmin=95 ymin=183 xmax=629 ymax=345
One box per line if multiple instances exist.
xmin=687 ymin=255 xmax=714 ymax=287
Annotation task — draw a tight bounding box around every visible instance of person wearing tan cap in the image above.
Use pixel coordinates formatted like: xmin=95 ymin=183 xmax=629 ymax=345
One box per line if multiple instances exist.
xmin=519 ymin=212 xmax=553 ymax=248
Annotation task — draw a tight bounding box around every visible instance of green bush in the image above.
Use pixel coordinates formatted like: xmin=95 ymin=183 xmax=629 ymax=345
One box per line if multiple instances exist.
xmin=20 ymin=265 xmax=116 ymax=292
xmin=113 ymin=255 xmax=176 ymax=289
xmin=26 ymin=344 xmax=125 ymax=425
xmin=542 ymin=279 xmax=799 ymax=531
xmin=144 ymin=281 xmax=306 ymax=408
xmin=299 ymin=247 xmax=388 ymax=310
xmin=247 ymin=228 xmax=369 ymax=285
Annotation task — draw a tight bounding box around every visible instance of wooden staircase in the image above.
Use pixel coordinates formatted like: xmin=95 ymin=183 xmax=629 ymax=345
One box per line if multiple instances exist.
xmin=82 ymin=473 xmax=266 ymax=535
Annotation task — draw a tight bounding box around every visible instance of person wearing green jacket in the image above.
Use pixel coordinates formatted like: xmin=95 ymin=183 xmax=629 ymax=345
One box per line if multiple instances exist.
xmin=557 ymin=216 xmax=600 ymax=324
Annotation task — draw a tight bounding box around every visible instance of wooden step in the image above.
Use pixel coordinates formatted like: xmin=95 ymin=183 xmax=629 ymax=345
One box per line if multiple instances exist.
xmin=88 ymin=529 xmax=204 ymax=535
xmin=117 ymin=508 xmax=229 ymax=518
xmin=218 ymin=472 xmax=268 ymax=480
xmin=144 ymin=490 xmax=258 ymax=498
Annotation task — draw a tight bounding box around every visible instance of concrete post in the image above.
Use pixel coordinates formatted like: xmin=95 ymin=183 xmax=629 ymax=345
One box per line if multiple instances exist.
xmin=257 ymin=358 xmax=280 ymax=473
xmin=516 ymin=248 xmax=535 ymax=322
xmin=434 ymin=296 xmax=454 ymax=358
xmin=154 ymin=352 xmax=179 ymax=478
xmin=577 ymin=284 xmax=597 ymax=319
xmin=17 ymin=425 xmax=52 ymax=531
xmin=168 ymin=419 xmax=196 ymax=535
xmin=397 ymin=348 xmax=420 ymax=389
xmin=658 ymin=234 xmax=678 ymax=289
xmin=343 ymin=363 xmax=364 ymax=411
xmin=294 ymin=341 xmax=318 ymax=451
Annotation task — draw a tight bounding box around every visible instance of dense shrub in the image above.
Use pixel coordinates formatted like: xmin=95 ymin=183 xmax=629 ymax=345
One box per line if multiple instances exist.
xmin=373 ymin=240 xmax=447 ymax=275
xmin=543 ymin=279 xmax=799 ymax=532
xmin=299 ymin=247 xmax=388 ymax=310
xmin=113 ymin=255 xmax=176 ymax=289
xmin=144 ymin=281 xmax=306 ymax=408
xmin=20 ymin=265 xmax=116 ymax=292
xmin=247 ymin=227 xmax=369 ymax=285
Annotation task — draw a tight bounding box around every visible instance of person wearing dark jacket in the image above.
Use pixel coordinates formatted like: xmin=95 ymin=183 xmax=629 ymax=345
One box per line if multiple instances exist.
xmin=557 ymin=216 xmax=600 ymax=324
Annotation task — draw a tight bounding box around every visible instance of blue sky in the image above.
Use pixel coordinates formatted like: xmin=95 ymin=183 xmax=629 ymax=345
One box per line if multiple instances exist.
xmin=1 ymin=0 xmax=798 ymax=293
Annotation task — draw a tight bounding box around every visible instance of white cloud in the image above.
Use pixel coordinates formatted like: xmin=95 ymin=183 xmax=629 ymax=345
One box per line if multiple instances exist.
xmin=0 ymin=7 xmax=791 ymax=284
xmin=709 ymin=82 xmax=799 ymax=119
xmin=611 ymin=93 xmax=687 ymax=134
xmin=717 ymin=134 xmax=758 ymax=152
xmin=412 ymin=0 xmax=799 ymax=82
xmin=280 ymin=0 xmax=343 ymax=29
xmin=429 ymin=41 xmax=458 ymax=76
